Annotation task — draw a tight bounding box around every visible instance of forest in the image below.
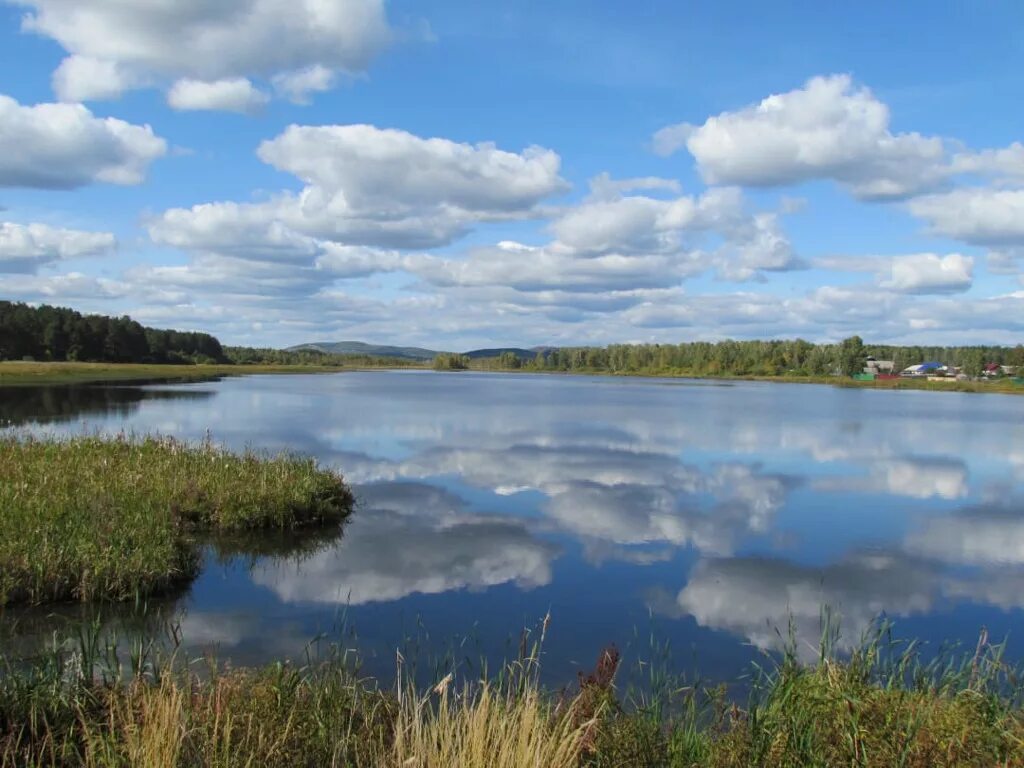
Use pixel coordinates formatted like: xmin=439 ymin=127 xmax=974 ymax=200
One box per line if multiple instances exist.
xmin=224 ymin=346 xmax=421 ymax=367
xmin=485 ymin=337 xmax=1024 ymax=378
xmin=0 ymin=302 xmax=416 ymax=368
xmin=4 ymin=301 xmax=1022 ymax=377
xmin=0 ymin=301 xmax=225 ymax=364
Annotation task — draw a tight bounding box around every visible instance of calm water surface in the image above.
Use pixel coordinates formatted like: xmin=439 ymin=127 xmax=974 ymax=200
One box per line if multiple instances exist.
xmin=4 ymin=371 xmax=1024 ymax=683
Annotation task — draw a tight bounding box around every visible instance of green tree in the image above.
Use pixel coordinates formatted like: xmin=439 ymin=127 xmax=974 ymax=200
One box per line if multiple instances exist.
xmin=961 ymin=349 xmax=985 ymax=378
xmin=432 ymin=353 xmax=469 ymax=371
xmin=497 ymin=351 xmax=522 ymax=369
xmin=837 ymin=336 xmax=866 ymax=377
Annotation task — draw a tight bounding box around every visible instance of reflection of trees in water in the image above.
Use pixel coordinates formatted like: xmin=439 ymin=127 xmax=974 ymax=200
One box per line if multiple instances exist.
xmin=0 ymin=385 xmax=215 ymax=427
xmin=1 ymin=524 xmax=349 ymax=664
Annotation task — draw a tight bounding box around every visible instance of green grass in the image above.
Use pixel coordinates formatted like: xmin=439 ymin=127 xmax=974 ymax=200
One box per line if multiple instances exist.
xmin=595 ymin=621 xmax=1024 ymax=768
xmin=0 ymin=435 xmax=354 ymax=606
xmin=0 ymin=361 xmax=364 ymax=387
xmin=2 ymin=617 xmax=1024 ymax=767
xmin=833 ymin=375 xmax=1024 ymax=395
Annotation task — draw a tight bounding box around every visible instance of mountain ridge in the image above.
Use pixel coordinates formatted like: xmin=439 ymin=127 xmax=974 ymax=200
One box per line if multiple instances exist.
xmin=287 ymin=341 xmax=542 ymax=361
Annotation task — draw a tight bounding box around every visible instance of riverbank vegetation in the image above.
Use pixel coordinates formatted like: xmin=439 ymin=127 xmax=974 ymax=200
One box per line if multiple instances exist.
xmin=0 ymin=302 xmax=422 ymax=381
xmin=223 ymin=346 xmax=422 ymax=368
xmin=0 ymin=435 xmax=354 ymax=606
xmin=0 ymin=302 xmax=226 ymax=365
xmin=0 ymin=361 xmax=345 ymax=387
xmin=479 ymin=338 xmax=1024 ymax=379
xmin=2 ymin=619 xmax=1022 ymax=767
xmin=0 ymin=359 xmax=412 ymax=387
xmin=432 ymin=352 xmax=470 ymax=371
xmin=5 ymin=300 xmax=1023 ymax=392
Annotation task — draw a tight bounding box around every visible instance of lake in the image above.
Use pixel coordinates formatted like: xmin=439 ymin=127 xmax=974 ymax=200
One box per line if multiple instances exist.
xmin=4 ymin=370 xmax=1024 ymax=685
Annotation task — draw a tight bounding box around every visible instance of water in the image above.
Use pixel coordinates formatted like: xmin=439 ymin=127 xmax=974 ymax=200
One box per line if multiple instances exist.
xmin=4 ymin=371 xmax=1024 ymax=684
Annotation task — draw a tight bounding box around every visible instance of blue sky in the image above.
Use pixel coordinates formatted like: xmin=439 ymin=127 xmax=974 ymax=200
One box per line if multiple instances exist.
xmin=1 ymin=0 xmax=1023 ymax=348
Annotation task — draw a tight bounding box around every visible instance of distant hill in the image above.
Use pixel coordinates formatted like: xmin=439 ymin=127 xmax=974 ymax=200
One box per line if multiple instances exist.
xmin=287 ymin=341 xmax=439 ymax=360
xmin=288 ymin=341 xmax=544 ymax=362
xmin=462 ymin=347 xmax=538 ymax=360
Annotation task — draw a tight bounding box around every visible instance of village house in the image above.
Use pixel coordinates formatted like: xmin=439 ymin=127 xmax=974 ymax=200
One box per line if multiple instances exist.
xmin=863 ymin=356 xmax=895 ymax=375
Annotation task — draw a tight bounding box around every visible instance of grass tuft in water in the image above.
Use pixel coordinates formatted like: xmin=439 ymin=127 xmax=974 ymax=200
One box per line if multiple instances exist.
xmin=0 ymin=434 xmax=354 ymax=606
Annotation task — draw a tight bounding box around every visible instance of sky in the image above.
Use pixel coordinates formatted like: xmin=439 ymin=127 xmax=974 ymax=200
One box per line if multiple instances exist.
xmin=1 ymin=0 xmax=1023 ymax=349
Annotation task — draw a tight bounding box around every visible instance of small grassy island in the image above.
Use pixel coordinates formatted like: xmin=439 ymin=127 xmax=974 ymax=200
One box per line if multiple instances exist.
xmin=0 ymin=435 xmax=354 ymax=606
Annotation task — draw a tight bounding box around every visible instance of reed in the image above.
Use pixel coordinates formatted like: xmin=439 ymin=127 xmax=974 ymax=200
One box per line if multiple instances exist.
xmin=0 ymin=434 xmax=354 ymax=606
xmin=4 ymin=613 xmax=1024 ymax=767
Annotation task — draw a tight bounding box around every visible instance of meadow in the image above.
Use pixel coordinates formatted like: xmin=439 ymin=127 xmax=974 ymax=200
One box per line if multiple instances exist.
xmin=0 ymin=435 xmax=354 ymax=606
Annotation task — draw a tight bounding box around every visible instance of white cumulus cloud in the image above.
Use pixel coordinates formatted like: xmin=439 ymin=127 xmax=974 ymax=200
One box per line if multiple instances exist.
xmin=167 ymin=78 xmax=269 ymax=114
xmin=272 ymin=65 xmax=337 ymax=104
xmin=0 ymin=222 xmax=116 ymax=273
xmin=654 ymin=74 xmax=948 ymax=200
xmin=16 ymin=0 xmax=392 ymax=107
xmin=151 ymin=124 xmax=568 ymax=251
xmin=0 ymin=271 xmax=130 ymax=300
xmin=52 ymin=55 xmax=135 ymax=101
xmin=257 ymin=124 xmax=567 ymax=215
xmin=410 ymin=185 xmax=802 ymax=297
xmin=882 ymin=253 xmax=974 ymax=294
xmin=951 ymin=142 xmax=1024 ymax=181
xmin=0 ymin=94 xmax=166 ymax=188
xmin=909 ymin=189 xmax=1024 ymax=246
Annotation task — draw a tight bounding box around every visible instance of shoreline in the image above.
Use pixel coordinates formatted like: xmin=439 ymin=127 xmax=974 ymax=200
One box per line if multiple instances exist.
xmin=0 ymin=360 xmax=411 ymax=387
xmin=464 ymin=364 xmax=1024 ymax=395
xmin=3 ymin=359 xmax=1023 ymax=397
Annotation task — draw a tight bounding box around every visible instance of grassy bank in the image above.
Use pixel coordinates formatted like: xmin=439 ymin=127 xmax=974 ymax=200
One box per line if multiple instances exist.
xmin=834 ymin=376 xmax=1024 ymax=395
xmin=2 ymin=621 xmax=1022 ymax=767
xmin=468 ymin=361 xmax=1024 ymax=395
xmin=0 ymin=435 xmax=354 ymax=606
xmin=0 ymin=361 xmax=362 ymax=387
xmin=6 ymin=360 xmax=1022 ymax=396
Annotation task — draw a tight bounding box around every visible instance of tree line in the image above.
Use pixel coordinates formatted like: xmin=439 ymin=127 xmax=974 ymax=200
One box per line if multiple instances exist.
xmin=0 ymin=301 xmax=418 ymax=368
xmin=0 ymin=301 xmax=225 ymax=364
xmin=4 ymin=301 xmax=1022 ymax=377
xmin=225 ymin=346 xmax=420 ymax=367
xmin=432 ymin=353 xmax=470 ymax=371
xmin=481 ymin=337 xmax=1024 ymax=378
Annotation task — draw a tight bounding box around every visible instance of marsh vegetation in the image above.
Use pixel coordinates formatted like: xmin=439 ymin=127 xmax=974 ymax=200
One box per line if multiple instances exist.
xmin=0 ymin=435 xmax=354 ymax=606
xmin=2 ymin=617 xmax=1023 ymax=767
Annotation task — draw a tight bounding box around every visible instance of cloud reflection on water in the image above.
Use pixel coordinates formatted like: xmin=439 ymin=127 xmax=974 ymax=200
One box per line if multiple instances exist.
xmin=7 ymin=372 xmax=1024 ymax=674
xmin=251 ymin=481 xmax=559 ymax=605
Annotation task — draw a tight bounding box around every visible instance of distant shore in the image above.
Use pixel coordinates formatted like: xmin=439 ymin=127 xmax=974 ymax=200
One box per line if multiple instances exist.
xmin=2 ymin=359 xmax=1023 ymax=396
xmin=462 ymin=363 xmax=1024 ymax=396
xmin=0 ymin=360 xmax=390 ymax=387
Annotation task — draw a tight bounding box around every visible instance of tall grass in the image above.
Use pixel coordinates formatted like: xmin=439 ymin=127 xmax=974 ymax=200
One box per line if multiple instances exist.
xmin=0 ymin=616 xmax=593 ymax=767
xmin=4 ymin=614 xmax=1024 ymax=767
xmin=593 ymin=616 xmax=1024 ymax=767
xmin=0 ymin=434 xmax=354 ymax=606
